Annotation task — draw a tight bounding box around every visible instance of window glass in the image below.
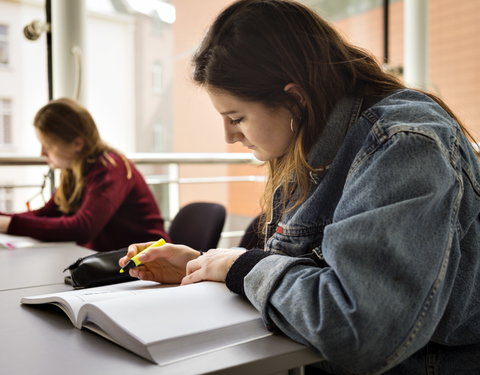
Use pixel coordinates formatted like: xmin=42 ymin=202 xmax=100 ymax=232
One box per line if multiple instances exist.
xmin=0 ymin=24 xmax=8 ymax=65
xmin=152 ymin=61 xmax=163 ymax=95
xmin=0 ymin=98 xmax=12 ymax=145
xmin=301 ymin=0 xmax=386 ymax=20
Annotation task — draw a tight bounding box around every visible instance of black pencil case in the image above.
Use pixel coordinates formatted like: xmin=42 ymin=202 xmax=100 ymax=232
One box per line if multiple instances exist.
xmin=63 ymin=247 xmax=136 ymax=289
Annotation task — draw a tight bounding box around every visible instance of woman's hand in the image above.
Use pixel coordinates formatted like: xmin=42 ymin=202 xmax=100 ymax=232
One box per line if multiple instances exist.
xmin=119 ymin=242 xmax=201 ymax=284
xmin=0 ymin=215 xmax=11 ymax=233
xmin=181 ymin=248 xmax=246 ymax=285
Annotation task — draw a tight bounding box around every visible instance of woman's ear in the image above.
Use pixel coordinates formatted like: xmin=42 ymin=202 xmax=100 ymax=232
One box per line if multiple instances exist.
xmin=72 ymin=137 xmax=85 ymax=153
xmin=283 ymin=83 xmax=307 ymax=107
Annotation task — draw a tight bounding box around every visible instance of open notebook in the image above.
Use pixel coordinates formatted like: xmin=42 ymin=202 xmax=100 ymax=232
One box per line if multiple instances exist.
xmin=21 ymin=280 xmax=272 ymax=365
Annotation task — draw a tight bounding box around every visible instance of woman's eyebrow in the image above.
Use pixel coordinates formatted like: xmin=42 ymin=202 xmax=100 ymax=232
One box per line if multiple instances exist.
xmin=220 ymin=110 xmax=239 ymax=116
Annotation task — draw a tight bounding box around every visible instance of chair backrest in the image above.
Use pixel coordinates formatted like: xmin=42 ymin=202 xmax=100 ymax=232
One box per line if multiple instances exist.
xmin=168 ymin=202 xmax=226 ymax=252
xmin=238 ymin=214 xmax=265 ymax=250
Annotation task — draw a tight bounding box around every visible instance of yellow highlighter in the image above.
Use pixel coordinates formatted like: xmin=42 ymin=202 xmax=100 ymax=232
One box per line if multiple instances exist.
xmin=119 ymin=238 xmax=166 ymax=273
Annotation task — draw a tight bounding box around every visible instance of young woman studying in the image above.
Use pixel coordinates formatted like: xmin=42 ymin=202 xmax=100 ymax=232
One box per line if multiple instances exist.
xmin=120 ymin=1 xmax=480 ymax=373
xmin=0 ymin=98 xmax=169 ymax=251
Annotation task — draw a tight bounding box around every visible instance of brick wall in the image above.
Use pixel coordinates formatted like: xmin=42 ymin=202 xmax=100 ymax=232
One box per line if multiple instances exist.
xmin=336 ymin=0 xmax=480 ymax=138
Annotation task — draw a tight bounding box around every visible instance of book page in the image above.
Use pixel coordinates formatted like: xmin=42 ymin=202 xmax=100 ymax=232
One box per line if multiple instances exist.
xmin=21 ymin=280 xmax=162 ymax=327
xmin=77 ymin=281 xmax=271 ymax=364
xmin=22 ymin=280 xmax=271 ymax=365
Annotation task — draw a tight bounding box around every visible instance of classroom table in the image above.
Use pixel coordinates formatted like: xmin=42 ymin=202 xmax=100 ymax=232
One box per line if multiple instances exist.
xmin=0 ymin=243 xmax=323 ymax=375
xmin=0 ymin=243 xmax=94 ymax=290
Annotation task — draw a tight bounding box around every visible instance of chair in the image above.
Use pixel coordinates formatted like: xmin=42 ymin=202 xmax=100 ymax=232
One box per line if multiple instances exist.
xmin=168 ymin=202 xmax=226 ymax=252
xmin=238 ymin=214 xmax=265 ymax=250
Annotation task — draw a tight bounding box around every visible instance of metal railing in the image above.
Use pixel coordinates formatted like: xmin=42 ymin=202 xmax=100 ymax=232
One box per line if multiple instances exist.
xmin=0 ymin=152 xmax=262 ymax=166
xmin=0 ymin=152 xmax=265 ymax=244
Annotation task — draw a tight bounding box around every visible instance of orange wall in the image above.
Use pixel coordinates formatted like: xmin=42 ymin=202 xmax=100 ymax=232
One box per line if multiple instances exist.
xmin=172 ymin=0 xmax=266 ymax=217
xmin=429 ymin=0 xmax=480 ymax=139
xmin=227 ymin=143 xmax=266 ymax=217
xmin=172 ymin=0 xmax=234 ymax=209
xmin=336 ymin=0 xmax=480 ymax=139
xmin=172 ymin=0 xmax=228 ymax=155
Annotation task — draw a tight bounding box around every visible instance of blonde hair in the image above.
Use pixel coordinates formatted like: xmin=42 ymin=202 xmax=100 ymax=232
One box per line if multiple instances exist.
xmin=34 ymin=98 xmax=131 ymax=213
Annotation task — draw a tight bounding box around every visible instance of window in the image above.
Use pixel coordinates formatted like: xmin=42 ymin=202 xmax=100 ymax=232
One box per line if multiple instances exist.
xmin=0 ymin=186 xmax=13 ymax=212
xmin=0 ymin=24 xmax=8 ymax=65
xmin=152 ymin=61 xmax=163 ymax=95
xmin=0 ymin=98 xmax=12 ymax=145
xmin=300 ymin=0 xmax=399 ymax=21
xmin=153 ymin=120 xmax=167 ymax=152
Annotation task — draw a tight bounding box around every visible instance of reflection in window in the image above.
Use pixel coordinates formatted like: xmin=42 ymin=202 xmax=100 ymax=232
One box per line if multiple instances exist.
xmin=0 ymin=98 xmax=12 ymax=145
xmin=301 ymin=0 xmax=381 ymax=21
xmin=152 ymin=61 xmax=163 ymax=95
xmin=0 ymin=186 xmax=13 ymax=212
xmin=153 ymin=120 xmax=166 ymax=152
xmin=0 ymin=24 xmax=8 ymax=65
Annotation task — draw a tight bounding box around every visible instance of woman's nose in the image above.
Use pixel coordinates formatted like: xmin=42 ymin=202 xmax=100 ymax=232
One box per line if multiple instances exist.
xmin=223 ymin=121 xmax=242 ymax=144
xmin=40 ymin=146 xmax=47 ymax=157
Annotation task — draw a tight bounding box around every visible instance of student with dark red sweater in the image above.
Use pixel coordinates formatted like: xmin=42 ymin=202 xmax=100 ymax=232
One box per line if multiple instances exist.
xmin=0 ymin=98 xmax=169 ymax=251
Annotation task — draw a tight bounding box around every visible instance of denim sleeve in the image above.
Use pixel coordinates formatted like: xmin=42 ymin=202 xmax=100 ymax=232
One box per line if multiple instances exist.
xmin=243 ymin=130 xmax=462 ymax=374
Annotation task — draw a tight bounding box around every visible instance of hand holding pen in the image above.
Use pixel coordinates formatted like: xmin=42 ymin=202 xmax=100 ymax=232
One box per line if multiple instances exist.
xmin=119 ymin=238 xmax=166 ymax=273
xmin=118 ymin=239 xmax=201 ymax=284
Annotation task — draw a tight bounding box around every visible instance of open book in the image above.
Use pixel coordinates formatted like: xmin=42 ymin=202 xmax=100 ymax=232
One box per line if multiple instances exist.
xmin=21 ymin=280 xmax=272 ymax=365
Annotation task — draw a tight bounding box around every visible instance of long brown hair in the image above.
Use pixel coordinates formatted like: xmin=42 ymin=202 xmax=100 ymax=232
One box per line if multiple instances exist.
xmin=34 ymin=98 xmax=131 ymax=213
xmin=192 ymin=0 xmax=475 ymax=228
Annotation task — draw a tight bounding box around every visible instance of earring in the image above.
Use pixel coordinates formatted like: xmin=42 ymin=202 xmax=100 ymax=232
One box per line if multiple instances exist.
xmin=290 ymin=118 xmax=294 ymax=133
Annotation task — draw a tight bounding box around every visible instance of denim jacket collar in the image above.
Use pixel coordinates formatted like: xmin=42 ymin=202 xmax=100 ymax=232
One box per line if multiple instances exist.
xmin=307 ymin=95 xmax=364 ymax=172
xmin=265 ymin=95 xmax=364 ymax=240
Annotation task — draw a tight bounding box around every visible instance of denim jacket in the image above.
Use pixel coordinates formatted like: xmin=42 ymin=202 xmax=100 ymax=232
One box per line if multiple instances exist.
xmin=238 ymin=89 xmax=480 ymax=374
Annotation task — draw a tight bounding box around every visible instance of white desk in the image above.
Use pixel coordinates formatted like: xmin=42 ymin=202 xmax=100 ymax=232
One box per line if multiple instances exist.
xmin=0 ymin=244 xmax=323 ymax=374
xmin=0 ymin=243 xmax=94 ymax=290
